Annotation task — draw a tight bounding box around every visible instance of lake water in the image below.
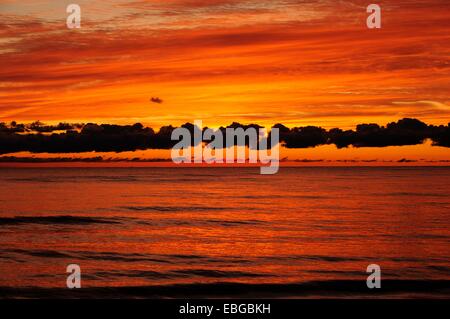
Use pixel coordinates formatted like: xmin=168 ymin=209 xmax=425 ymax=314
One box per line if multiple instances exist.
xmin=0 ymin=167 xmax=449 ymax=298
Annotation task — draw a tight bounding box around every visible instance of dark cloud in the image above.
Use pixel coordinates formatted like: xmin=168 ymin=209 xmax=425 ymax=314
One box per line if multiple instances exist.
xmin=0 ymin=156 xmax=172 ymax=163
xmin=150 ymin=97 xmax=163 ymax=104
xmin=0 ymin=121 xmax=83 ymax=133
xmin=0 ymin=118 xmax=449 ymax=155
xmin=327 ymin=118 xmax=449 ymax=149
xmin=432 ymin=125 xmax=450 ymax=147
xmin=276 ymin=118 xmax=450 ymax=149
xmin=0 ymin=122 xmax=162 ymax=154
xmin=276 ymin=124 xmax=328 ymax=148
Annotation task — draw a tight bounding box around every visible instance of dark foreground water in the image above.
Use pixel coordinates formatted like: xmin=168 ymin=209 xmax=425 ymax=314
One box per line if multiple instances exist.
xmin=0 ymin=167 xmax=449 ymax=298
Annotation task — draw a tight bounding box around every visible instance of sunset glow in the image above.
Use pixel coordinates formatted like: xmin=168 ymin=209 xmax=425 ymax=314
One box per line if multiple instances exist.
xmin=1 ymin=0 xmax=449 ymax=129
xmin=1 ymin=1 xmax=450 ymax=303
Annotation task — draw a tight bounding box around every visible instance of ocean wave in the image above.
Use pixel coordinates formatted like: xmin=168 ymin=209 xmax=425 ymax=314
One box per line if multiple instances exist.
xmin=119 ymin=205 xmax=230 ymax=212
xmin=87 ymin=269 xmax=270 ymax=280
xmin=203 ymin=219 xmax=265 ymax=226
xmin=0 ymin=216 xmax=121 ymax=225
xmin=171 ymin=269 xmax=271 ymax=278
xmin=7 ymin=175 xmax=140 ymax=183
xmin=261 ymin=255 xmax=366 ymax=262
xmin=0 ymin=249 xmax=252 ymax=266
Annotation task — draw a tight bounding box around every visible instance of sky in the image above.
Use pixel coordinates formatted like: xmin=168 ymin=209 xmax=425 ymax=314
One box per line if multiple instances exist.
xmin=0 ymin=0 xmax=449 ymax=129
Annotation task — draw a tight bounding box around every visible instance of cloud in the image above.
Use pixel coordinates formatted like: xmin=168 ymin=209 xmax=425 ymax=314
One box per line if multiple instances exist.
xmin=277 ymin=118 xmax=450 ymax=149
xmin=0 ymin=121 xmax=83 ymax=133
xmin=1 ymin=118 xmax=449 ymax=154
xmin=1 ymin=1 xmax=449 ymax=125
xmin=0 ymin=156 xmax=172 ymax=163
xmin=392 ymin=101 xmax=450 ymax=110
xmin=150 ymin=97 xmax=163 ymax=104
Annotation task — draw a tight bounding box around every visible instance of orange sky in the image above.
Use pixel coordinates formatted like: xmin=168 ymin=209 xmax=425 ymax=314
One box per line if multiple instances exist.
xmin=0 ymin=0 xmax=449 ymax=163
xmin=0 ymin=0 xmax=449 ymax=128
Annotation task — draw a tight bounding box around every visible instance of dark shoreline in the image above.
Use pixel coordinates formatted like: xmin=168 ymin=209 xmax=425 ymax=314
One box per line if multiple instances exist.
xmin=1 ymin=280 xmax=449 ymax=299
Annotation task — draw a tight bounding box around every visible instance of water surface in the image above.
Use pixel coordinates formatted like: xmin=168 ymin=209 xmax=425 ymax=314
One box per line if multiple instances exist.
xmin=0 ymin=167 xmax=449 ymax=298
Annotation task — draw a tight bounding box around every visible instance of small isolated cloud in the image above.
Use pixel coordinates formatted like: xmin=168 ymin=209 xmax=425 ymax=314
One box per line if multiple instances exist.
xmin=150 ymin=97 xmax=163 ymax=104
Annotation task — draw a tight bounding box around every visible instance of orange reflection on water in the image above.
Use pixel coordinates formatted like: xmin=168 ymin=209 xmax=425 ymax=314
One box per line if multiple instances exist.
xmin=0 ymin=167 xmax=449 ymax=296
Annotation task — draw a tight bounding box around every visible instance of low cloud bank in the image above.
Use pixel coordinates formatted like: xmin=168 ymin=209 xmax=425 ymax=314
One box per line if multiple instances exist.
xmin=0 ymin=118 xmax=449 ymax=154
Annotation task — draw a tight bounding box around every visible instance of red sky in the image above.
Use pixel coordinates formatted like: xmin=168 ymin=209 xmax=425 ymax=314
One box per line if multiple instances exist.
xmin=1 ymin=0 xmax=449 ymax=128
xmin=0 ymin=0 xmax=449 ymax=163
